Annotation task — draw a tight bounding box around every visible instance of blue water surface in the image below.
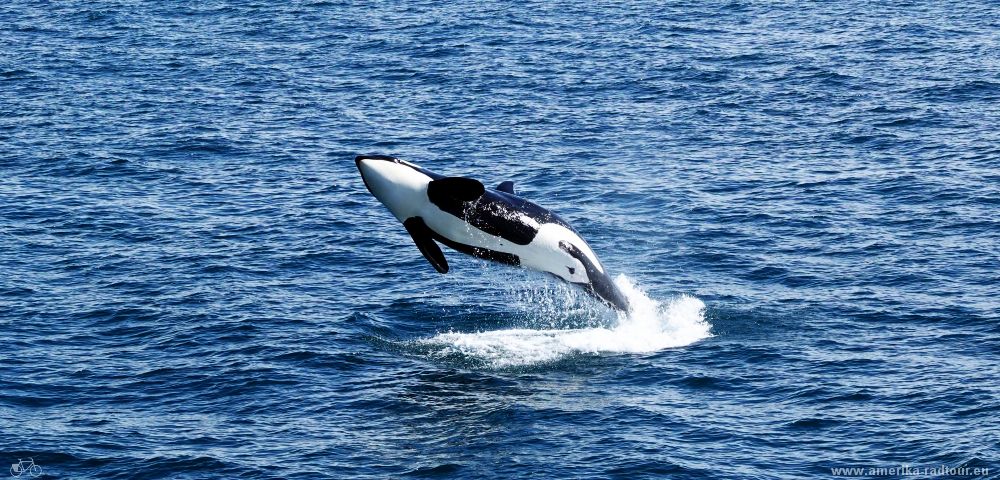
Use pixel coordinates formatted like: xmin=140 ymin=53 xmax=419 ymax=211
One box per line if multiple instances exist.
xmin=2 ymin=1 xmax=998 ymax=478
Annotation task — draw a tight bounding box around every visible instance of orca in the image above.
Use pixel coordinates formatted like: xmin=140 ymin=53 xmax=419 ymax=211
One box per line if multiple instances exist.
xmin=355 ymin=154 xmax=630 ymax=312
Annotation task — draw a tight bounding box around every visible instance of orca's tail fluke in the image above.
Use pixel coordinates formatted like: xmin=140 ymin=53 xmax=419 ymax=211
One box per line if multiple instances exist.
xmin=558 ymin=240 xmax=630 ymax=313
xmin=588 ymin=273 xmax=631 ymax=313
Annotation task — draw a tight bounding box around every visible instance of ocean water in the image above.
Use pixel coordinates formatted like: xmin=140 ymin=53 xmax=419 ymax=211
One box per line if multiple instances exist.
xmin=2 ymin=0 xmax=998 ymax=478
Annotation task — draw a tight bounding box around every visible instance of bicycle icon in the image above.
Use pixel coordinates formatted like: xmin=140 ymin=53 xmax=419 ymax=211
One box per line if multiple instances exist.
xmin=9 ymin=458 xmax=41 ymax=478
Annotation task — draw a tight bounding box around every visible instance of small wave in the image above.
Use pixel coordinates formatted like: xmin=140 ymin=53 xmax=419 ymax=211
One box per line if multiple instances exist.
xmin=416 ymin=276 xmax=711 ymax=368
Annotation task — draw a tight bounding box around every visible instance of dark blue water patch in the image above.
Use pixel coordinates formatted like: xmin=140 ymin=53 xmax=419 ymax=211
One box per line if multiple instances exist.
xmin=787 ymin=417 xmax=844 ymax=431
xmin=403 ymin=463 xmax=464 ymax=477
xmin=914 ymin=80 xmax=1000 ymax=103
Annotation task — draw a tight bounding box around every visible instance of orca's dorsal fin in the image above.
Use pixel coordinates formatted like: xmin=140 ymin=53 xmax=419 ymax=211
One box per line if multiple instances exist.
xmin=496 ymin=181 xmax=516 ymax=195
xmin=403 ymin=217 xmax=448 ymax=274
xmin=427 ymin=177 xmax=485 ymax=203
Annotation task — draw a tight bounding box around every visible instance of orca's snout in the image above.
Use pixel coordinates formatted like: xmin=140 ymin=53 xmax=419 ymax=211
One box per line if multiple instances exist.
xmin=354 ymin=154 xmax=432 ymax=222
xmin=355 ymin=155 xmax=401 ymax=196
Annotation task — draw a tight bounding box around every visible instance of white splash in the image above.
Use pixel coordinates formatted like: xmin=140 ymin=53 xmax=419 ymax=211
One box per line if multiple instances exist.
xmin=418 ymin=275 xmax=712 ymax=368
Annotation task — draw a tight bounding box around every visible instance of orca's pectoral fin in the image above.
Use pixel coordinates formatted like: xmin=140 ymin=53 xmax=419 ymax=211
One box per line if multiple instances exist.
xmin=496 ymin=181 xmax=516 ymax=195
xmin=427 ymin=177 xmax=485 ymax=203
xmin=403 ymin=217 xmax=449 ymax=274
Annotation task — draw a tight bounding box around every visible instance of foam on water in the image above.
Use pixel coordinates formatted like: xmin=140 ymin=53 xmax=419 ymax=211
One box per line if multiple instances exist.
xmin=419 ymin=276 xmax=712 ymax=367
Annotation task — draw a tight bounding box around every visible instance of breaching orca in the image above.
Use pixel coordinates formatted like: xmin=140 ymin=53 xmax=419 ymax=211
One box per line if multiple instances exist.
xmin=355 ymin=155 xmax=630 ymax=312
